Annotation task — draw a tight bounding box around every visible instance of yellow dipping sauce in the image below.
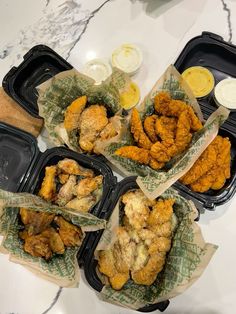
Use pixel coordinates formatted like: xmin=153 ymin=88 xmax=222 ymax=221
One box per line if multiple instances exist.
xmin=182 ymin=66 xmax=215 ymax=98
xmin=120 ymin=82 xmax=140 ymax=110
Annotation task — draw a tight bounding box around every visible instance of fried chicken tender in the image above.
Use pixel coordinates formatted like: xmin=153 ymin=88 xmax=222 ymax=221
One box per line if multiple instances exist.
xmin=20 ymin=208 xmax=55 ymax=235
xmin=38 ymin=165 xmax=57 ymax=201
xmin=190 ymin=136 xmax=231 ymax=192
xmin=180 ymin=144 xmax=217 ymax=185
xmin=65 ymin=195 xmax=96 ymax=212
xmin=149 ymin=158 xmax=165 ymax=170
xmin=58 ymin=158 xmax=94 ymax=177
xmin=122 ymin=190 xmax=155 ymax=230
xmin=174 ymin=109 xmax=193 ymax=153
xmin=54 ymin=216 xmax=83 ymax=247
xmin=131 ymin=108 xmax=152 ymax=149
xmin=148 ymin=237 xmax=171 ymax=255
xmin=74 ymin=175 xmax=103 ymax=197
xmin=79 ymin=105 xmax=108 ymax=152
xmin=155 ymin=116 xmax=177 ymax=142
xmin=149 ymin=221 xmax=172 ymax=238
xmin=131 ymin=253 xmax=166 ymax=285
xmin=147 ymin=199 xmax=175 ymax=226
xmin=144 ymin=115 xmax=158 ymax=143
xmin=56 ymin=175 xmax=77 ymax=206
xmin=64 ymin=96 xmax=87 ymax=132
xmin=115 ymin=146 xmax=150 ymax=164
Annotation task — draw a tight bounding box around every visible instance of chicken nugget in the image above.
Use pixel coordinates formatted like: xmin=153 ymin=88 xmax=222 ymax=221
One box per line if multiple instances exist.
xmin=131 ymin=108 xmax=152 ymax=149
xmin=64 ymin=96 xmax=87 ymax=132
xmin=115 ymin=146 xmax=150 ymax=164
xmin=109 ymin=272 xmax=130 ymax=290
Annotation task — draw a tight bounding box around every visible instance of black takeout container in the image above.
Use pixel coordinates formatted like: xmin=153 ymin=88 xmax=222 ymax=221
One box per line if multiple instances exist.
xmin=174 ymin=31 xmax=236 ymax=210
xmin=2 ymin=45 xmax=72 ymax=118
xmin=80 ymin=176 xmax=170 ymax=313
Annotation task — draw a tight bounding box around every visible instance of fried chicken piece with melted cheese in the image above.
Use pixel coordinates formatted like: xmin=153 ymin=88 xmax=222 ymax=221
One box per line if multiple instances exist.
xmin=58 ymin=158 xmax=94 ymax=177
xmin=54 ymin=216 xmax=83 ymax=247
xmin=79 ymin=105 xmax=108 ymax=152
xmin=64 ymin=96 xmax=87 ymax=132
xmin=20 ymin=207 xmax=55 ymax=235
xmin=38 ymin=165 xmax=57 ymax=201
xmin=122 ymin=190 xmax=156 ymax=230
xmin=144 ymin=115 xmax=158 ymax=143
xmin=131 ymin=108 xmax=152 ymax=149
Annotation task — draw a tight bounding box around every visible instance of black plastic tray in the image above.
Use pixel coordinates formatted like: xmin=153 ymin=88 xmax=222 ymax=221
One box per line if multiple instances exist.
xmin=81 ymin=176 xmax=170 ymax=313
xmin=2 ymin=45 xmax=72 ymax=118
xmin=174 ymin=31 xmax=236 ymax=210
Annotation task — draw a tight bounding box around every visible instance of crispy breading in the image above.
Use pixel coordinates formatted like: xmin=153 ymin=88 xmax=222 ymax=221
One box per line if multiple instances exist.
xmin=122 ymin=190 xmax=155 ymax=230
xmin=41 ymin=227 xmax=65 ymax=254
xmin=155 ymin=116 xmax=177 ymax=142
xmin=147 ymin=199 xmax=174 ymax=226
xmin=20 ymin=207 xmax=55 ymax=235
xmin=186 ymin=106 xmax=203 ymax=131
xmin=109 ymin=272 xmax=130 ymax=290
xmin=132 ymin=242 xmax=149 ymax=272
xmin=148 ymin=237 xmax=171 ymax=255
xmin=175 ymin=110 xmax=192 ymax=153
xmin=38 ymin=165 xmax=57 ymax=201
xmin=54 ymin=216 xmax=83 ymax=247
xmin=115 ymin=146 xmax=150 ymax=164
xmin=58 ymin=158 xmax=94 ymax=177
xmin=154 ymin=92 xmax=186 ymax=117
xmin=149 ymin=158 xmax=165 ymax=170
xmin=64 ymin=96 xmax=87 ymax=132
xmin=149 ymin=221 xmax=172 ymax=238
xmin=58 ymin=173 xmax=69 ymax=185
xmin=144 ymin=115 xmax=158 ymax=143
xmin=56 ymin=175 xmax=77 ymax=206
xmin=79 ymin=105 xmax=108 ymax=152
xmin=180 ymin=144 xmax=217 ymax=185
xmin=24 ymin=233 xmax=52 ymax=260
xmin=65 ymin=195 xmax=96 ymax=212
xmin=131 ymin=253 xmax=166 ymax=285
xmin=150 ymin=141 xmax=170 ymax=162
xmin=131 ymin=108 xmax=152 ymax=149
xmin=99 ymin=118 xmax=117 ymax=140
xmin=74 ymin=175 xmax=103 ymax=197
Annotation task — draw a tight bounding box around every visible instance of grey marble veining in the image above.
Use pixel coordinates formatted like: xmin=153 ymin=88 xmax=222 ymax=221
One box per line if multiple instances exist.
xmin=41 ymin=287 xmax=63 ymax=314
xmin=221 ymin=0 xmax=233 ymax=43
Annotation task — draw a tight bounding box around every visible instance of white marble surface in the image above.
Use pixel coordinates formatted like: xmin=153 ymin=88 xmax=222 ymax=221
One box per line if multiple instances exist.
xmin=0 ymin=0 xmax=236 ymax=313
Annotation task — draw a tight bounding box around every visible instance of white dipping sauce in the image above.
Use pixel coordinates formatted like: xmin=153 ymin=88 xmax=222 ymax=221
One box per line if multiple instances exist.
xmin=214 ymin=78 xmax=236 ymax=109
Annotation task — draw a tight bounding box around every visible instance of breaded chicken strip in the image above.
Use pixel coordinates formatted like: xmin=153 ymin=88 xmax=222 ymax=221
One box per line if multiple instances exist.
xmin=64 ymin=96 xmax=87 ymax=132
xmin=131 ymin=108 xmax=152 ymax=149
xmin=115 ymin=146 xmax=150 ymax=164
xmin=144 ymin=115 xmax=158 ymax=143
xmin=155 ymin=116 xmax=177 ymax=142
xmin=149 ymin=158 xmax=165 ymax=170
xmin=58 ymin=158 xmax=94 ymax=177
xmin=180 ymin=144 xmax=217 ymax=185
xmin=38 ymin=165 xmax=57 ymax=201
xmin=79 ymin=105 xmax=108 ymax=152
xmin=122 ymin=190 xmax=155 ymax=230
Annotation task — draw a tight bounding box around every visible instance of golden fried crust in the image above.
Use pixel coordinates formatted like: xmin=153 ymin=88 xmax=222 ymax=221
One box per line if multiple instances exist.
xmin=64 ymin=96 xmax=87 ymax=132
xmin=155 ymin=116 xmax=177 ymax=142
xmin=74 ymin=175 xmax=103 ymax=197
xmin=147 ymin=199 xmax=174 ymax=226
xmin=148 ymin=237 xmax=171 ymax=255
xmin=58 ymin=158 xmax=94 ymax=177
xmin=190 ymin=168 xmax=217 ymax=193
xmin=154 ymin=92 xmax=186 ymax=117
xmin=109 ymin=272 xmax=130 ymax=290
xmin=144 ymin=115 xmax=158 ymax=143
xmin=115 ymin=146 xmax=150 ymax=164
xmin=41 ymin=227 xmax=65 ymax=254
xmin=180 ymin=144 xmax=217 ymax=185
xmin=38 ymin=165 xmax=57 ymax=201
xmin=150 ymin=142 xmax=170 ymax=162
xmin=149 ymin=221 xmax=172 ymax=238
xmin=54 ymin=216 xmax=83 ymax=247
xmin=79 ymin=105 xmax=108 ymax=152
xmin=186 ymin=107 xmax=203 ymax=131
xmin=56 ymin=175 xmax=77 ymax=206
xmin=131 ymin=254 xmax=165 ymax=286
xmin=131 ymin=108 xmax=152 ymax=149
xmin=175 ymin=110 xmax=192 ymax=153
xmin=149 ymin=158 xmax=165 ymax=170
xmin=24 ymin=234 xmax=52 ymax=260
xmin=98 ymin=250 xmax=117 ymax=278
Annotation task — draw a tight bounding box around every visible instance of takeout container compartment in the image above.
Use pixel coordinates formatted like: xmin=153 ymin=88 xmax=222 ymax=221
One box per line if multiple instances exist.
xmin=80 ymin=176 xmax=170 ymax=312
xmin=2 ymin=45 xmax=73 ymax=118
xmin=173 ymin=31 xmax=236 ymax=210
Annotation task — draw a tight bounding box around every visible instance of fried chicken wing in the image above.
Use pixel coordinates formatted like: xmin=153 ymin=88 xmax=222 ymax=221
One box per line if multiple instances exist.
xmin=41 ymin=227 xmax=65 ymax=254
xmin=38 ymin=166 xmax=57 ymax=201
xmin=74 ymin=175 xmax=103 ymax=197
xmin=58 ymin=173 xmax=69 ymax=184
xmin=122 ymin=190 xmax=155 ymax=230
xmin=180 ymin=144 xmax=217 ymax=185
xmin=131 ymin=108 xmax=152 ymax=149
xmin=149 ymin=221 xmax=172 ymax=238
xmin=79 ymin=105 xmax=108 ymax=152
xmin=54 ymin=216 xmax=83 ymax=247
xmin=56 ymin=175 xmax=77 ymax=206
xmin=20 ymin=208 xmax=55 ymax=235
xmin=24 ymin=233 xmax=52 ymax=260
xmin=115 ymin=146 xmax=150 ymax=164
xmin=65 ymin=195 xmax=96 ymax=212
xmin=58 ymin=158 xmax=94 ymax=177
xmin=144 ymin=115 xmax=158 ymax=143
xmin=64 ymin=96 xmax=87 ymax=132
xmin=109 ymin=272 xmax=130 ymax=290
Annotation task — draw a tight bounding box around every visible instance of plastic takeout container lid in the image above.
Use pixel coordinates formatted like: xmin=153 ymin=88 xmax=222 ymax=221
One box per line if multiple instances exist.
xmin=2 ymin=45 xmax=73 ymax=118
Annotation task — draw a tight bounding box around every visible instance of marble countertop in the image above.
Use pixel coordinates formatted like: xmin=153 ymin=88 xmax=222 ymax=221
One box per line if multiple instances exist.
xmin=0 ymin=0 xmax=236 ymax=313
